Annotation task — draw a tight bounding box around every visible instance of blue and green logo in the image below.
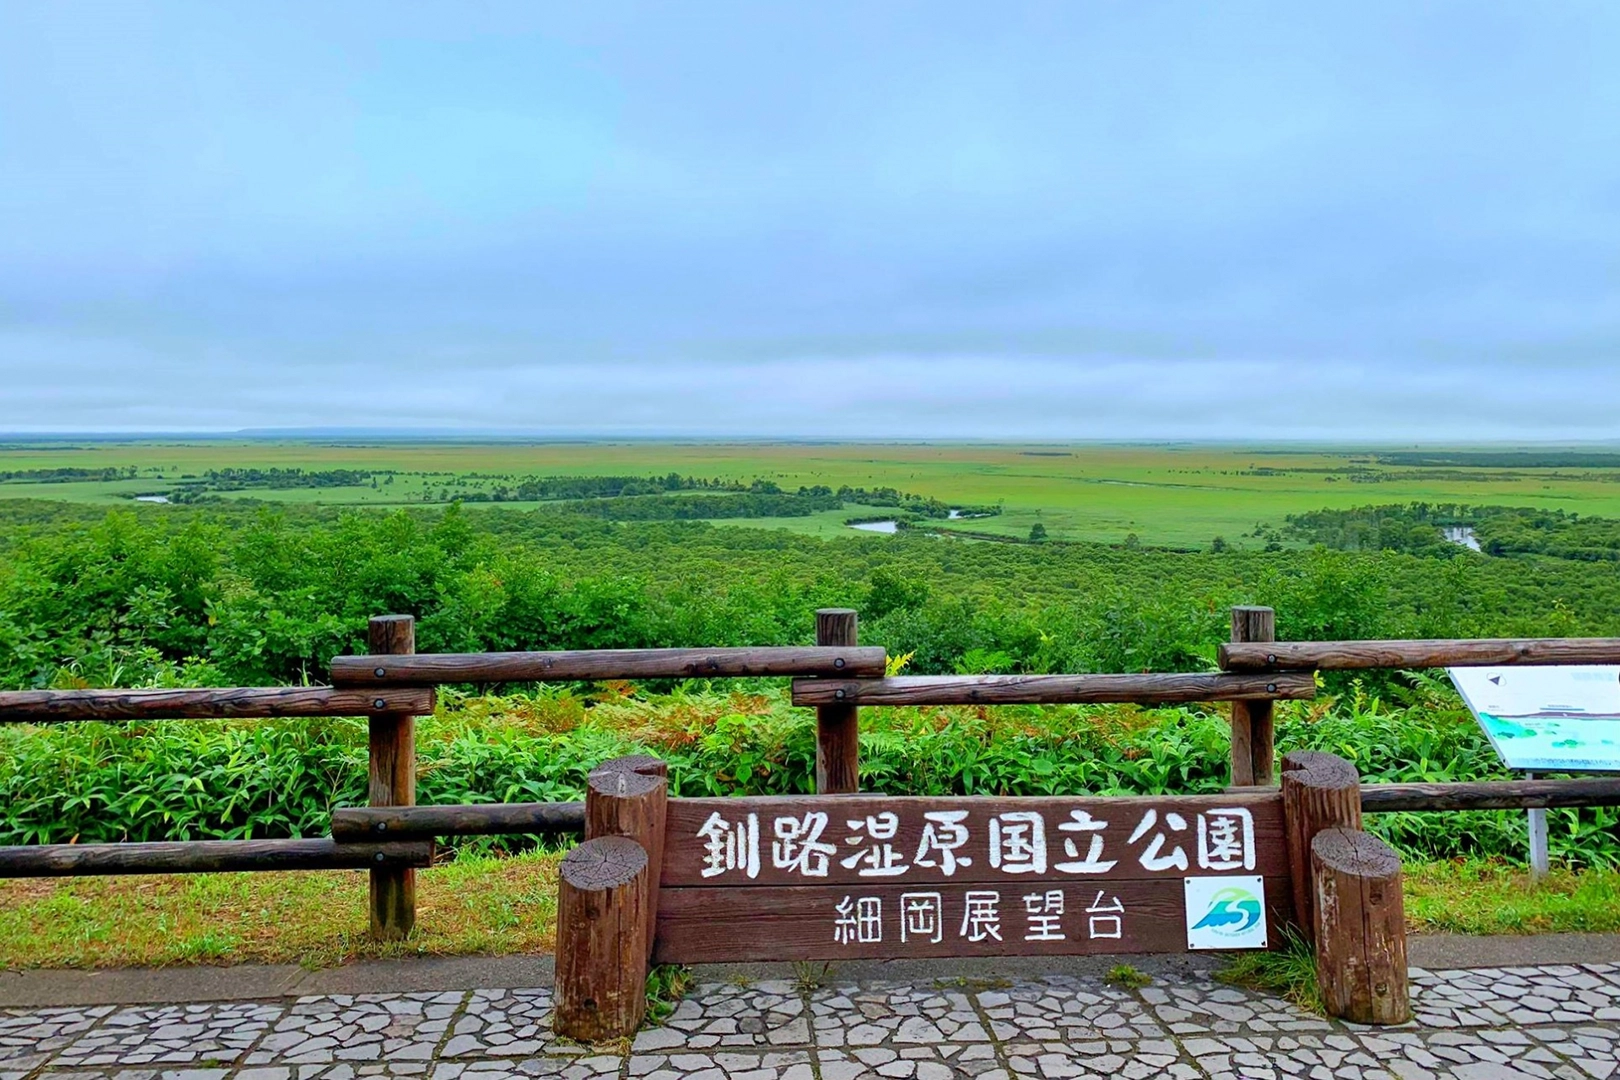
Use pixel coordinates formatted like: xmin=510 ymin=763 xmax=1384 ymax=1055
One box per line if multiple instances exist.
xmin=1190 ymin=886 xmax=1263 ymax=936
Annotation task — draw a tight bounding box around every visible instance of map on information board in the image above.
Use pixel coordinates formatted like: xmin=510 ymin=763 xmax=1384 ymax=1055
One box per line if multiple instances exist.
xmin=1449 ymin=666 xmax=1620 ymax=772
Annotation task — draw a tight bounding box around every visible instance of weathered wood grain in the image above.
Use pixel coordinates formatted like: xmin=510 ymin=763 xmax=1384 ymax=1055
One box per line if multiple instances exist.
xmin=330 ymin=801 xmax=585 ymax=841
xmin=662 ymin=793 xmax=1285 ymax=888
xmin=1219 ymin=637 xmax=1620 ymax=672
xmin=790 ymin=671 xmax=1316 ymax=707
xmin=368 ymin=615 xmax=417 ymax=942
xmin=585 ymin=756 xmax=668 ymax=962
xmin=0 ymin=686 xmax=434 ymax=724
xmin=554 ymin=835 xmax=650 ymax=1042
xmin=1228 ymin=607 xmax=1276 ymax=786
xmin=815 ymin=609 xmax=861 ymax=794
xmin=1281 ymin=751 xmax=1362 ymax=943
xmin=654 ymin=876 xmax=1291 ymax=963
xmin=1361 ymin=777 xmax=1620 ymax=812
xmin=1312 ymin=827 xmax=1409 ymax=1025
xmin=332 ymin=646 xmax=887 ymax=685
xmin=0 ymin=838 xmax=433 ymax=878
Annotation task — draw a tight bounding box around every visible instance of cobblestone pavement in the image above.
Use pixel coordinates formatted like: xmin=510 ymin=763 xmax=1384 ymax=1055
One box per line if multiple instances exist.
xmin=3 ymin=963 xmax=1617 ymax=1080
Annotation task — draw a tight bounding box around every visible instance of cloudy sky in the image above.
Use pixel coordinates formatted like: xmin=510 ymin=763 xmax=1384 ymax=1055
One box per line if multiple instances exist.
xmin=2 ymin=3 xmax=1617 ymax=439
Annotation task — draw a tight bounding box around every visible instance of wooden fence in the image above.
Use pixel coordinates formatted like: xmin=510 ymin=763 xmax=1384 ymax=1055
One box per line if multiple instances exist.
xmin=4 ymin=608 xmax=1620 ymax=1029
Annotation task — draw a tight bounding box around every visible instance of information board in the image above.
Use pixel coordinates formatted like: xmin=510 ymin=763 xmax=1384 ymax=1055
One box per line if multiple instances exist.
xmin=1449 ymin=666 xmax=1620 ymax=773
xmin=654 ymin=794 xmax=1285 ymax=962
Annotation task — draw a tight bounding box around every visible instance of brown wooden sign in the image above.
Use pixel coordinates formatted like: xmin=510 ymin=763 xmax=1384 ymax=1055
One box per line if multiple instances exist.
xmin=654 ymin=793 xmax=1289 ymax=962
xmin=559 ymin=750 xmax=1409 ymax=1038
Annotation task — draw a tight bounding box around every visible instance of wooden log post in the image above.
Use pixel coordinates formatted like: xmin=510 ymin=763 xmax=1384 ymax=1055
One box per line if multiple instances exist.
xmin=585 ymin=755 xmax=668 ymax=962
xmin=1312 ymin=827 xmax=1410 ymax=1025
xmin=1280 ymin=749 xmax=1362 ymax=943
xmin=815 ymin=608 xmax=861 ymax=794
xmin=367 ymin=614 xmax=418 ymax=940
xmin=554 ymin=835 xmax=652 ymax=1042
xmin=1228 ymin=607 xmax=1277 ymax=787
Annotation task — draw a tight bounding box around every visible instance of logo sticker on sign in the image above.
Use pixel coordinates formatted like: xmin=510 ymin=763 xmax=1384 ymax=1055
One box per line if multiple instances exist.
xmin=1184 ymin=875 xmax=1268 ymax=950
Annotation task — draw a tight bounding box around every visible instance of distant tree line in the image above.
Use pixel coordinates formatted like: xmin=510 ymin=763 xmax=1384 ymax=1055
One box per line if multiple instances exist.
xmin=1376 ymin=452 xmax=1620 ymax=470
xmin=0 ymin=467 xmax=138 ymax=483
xmin=166 ymin=468 xmax=387 ymax=499
xmin=547 ymin=492 xmax=843 ymax=519
xmin=1283 ymin=503 xmax=1620 ymax=562
xmin=423 ymin=473 xmax=1000 ymax=520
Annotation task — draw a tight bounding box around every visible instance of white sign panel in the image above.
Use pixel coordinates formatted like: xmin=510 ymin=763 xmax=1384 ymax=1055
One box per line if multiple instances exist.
xmin=1184 ymin=875 xmax=1268 ymax=950
xmin=1448 ymin=666 xmax=1620 ymax=773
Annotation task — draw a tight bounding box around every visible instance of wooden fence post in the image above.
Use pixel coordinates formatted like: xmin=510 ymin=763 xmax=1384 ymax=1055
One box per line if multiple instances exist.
xmin=1229 ymin=606 xmax=1277 ymax=787
xmin=1280 ymin=749 xmax=1362 ymax=944
xmin=368 ymin=614 xmax=417 ymax=940
xmin=1280 ymin=749 xmax=1407 ymax=1025
xmin=585 ymin=755 xmax=668 ymax=962
xmin=554 ymin=835 xmax=651 ymax=1042
xmin=1312 ymin=827 xmax=1410 ymax=1025
xmin=815 ymin=608 xmax=860 ymax=794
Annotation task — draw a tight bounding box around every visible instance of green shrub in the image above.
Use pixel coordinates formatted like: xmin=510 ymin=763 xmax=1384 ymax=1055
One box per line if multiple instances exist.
xmin=3 ymin=683 xmax=1615 ymax=868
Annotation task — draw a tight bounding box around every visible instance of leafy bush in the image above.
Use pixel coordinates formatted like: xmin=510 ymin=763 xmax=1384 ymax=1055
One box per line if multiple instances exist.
xmin=3 ymin=682 xmax=1615 ymax=868
xmin=3 ymin=500 xmax=1618 ymax=691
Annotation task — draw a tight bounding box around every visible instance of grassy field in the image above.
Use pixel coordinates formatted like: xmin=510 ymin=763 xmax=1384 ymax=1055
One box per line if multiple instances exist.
xmin=5 ymin=439 xmax=1620 ymax=547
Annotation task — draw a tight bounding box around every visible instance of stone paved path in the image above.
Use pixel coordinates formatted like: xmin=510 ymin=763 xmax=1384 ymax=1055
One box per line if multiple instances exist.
xmin=3 ymin=963 xmax=1618 ymax=1080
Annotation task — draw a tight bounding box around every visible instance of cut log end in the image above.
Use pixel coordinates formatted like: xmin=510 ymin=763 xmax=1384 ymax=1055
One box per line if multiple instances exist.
xmin=591 ymin=754 xmax=668 ymax=780
xmin=1282 ymin=751 xmax=1361 ymax=793
xmin=561 ymin=834 xmax=648 ymax=890
xmin=586 ymin=753 xmax=669 ymax=802
xmin=1312 ymin=826 xmax=1401 ymax=879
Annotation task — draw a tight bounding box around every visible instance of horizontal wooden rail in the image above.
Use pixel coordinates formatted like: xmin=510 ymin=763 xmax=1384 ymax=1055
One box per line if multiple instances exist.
xmin=331 ymin=801 xmax=586 ymax=841
xmin=0 ymin=686 xmax=435 ymax=724
xmin=1220 ymin=637 xmax=1620 ymax=672
xmin=791 ymin=671 xmax=1316 ymax=707
xmin=330 ymin=779 xmax=1620 ymax=844
xmin=1361 ymin=777 xmax=1620 ymax=813
xmin=0 ymin=838 xmax=435 ymax=878
xmin=332 ymin=646 xmax=887 ymax=686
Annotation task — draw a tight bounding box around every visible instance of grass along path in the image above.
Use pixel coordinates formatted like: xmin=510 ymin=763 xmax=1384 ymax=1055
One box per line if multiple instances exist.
xmin=0 ymin=850 xmax=561 ymax=970
xmin=0 ymin=855 xmax=1614 ymax=971
xmin=1404 ymin=859 xmax=1620 ymax=935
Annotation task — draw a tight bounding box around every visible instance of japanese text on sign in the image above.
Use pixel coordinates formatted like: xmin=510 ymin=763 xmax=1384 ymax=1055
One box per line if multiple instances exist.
xmin=693 ymin=804 xmax=1256 ymax=882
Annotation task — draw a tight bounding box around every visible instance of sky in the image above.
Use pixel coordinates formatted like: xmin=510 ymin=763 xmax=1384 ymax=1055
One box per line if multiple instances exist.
xmin=1 ymin=2 xmax=1617 ymax=440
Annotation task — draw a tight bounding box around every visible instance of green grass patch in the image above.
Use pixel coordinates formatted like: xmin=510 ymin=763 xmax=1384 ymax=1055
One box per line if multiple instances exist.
xmin=0 ymin=849 xmax=561 ymax=970
xmin=1404 ymin=859 xmax=1620 ymax=935
xmin=644 ymin=964 xmax=695 ymax=1026
xmin=1217 ymin=928 xmax=1323 ymax=1014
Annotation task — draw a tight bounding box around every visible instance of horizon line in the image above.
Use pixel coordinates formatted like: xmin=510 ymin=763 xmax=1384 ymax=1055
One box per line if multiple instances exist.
xmin=3 ymin=428 xmax=1620 ymax=450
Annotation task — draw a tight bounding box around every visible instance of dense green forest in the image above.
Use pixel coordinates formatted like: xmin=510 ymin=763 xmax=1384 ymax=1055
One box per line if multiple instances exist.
xmin=1284 ymin=503 xmax=1620 ymax=561
xmin=2 ymin=498 xmax=1617 ymax=690
xmin=3 ymin=497 xmax=1619 ymax=866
